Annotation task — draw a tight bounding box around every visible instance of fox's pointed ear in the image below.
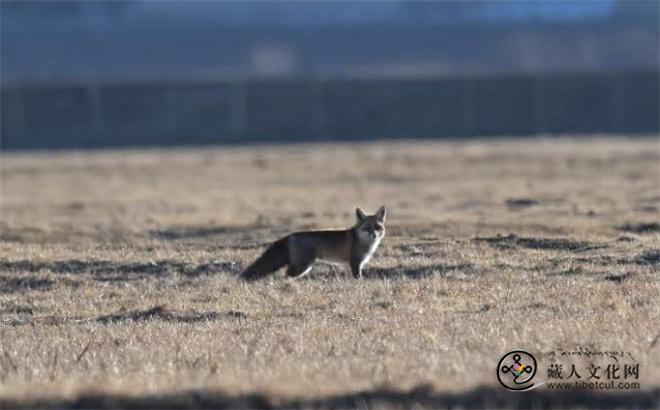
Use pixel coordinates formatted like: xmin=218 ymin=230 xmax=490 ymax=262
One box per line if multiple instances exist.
xmin=376 ymin=206 xmax=387 ymax=222
xmin=356 ymin=207 xmax=367 ymax=221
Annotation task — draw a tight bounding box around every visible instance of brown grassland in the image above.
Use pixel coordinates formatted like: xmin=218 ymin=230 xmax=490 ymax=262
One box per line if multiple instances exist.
xmin=0 ymin=138 xmax=659 ymax=408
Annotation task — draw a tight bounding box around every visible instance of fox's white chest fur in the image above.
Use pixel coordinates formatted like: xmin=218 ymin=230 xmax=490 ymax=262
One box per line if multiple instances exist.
xmin=357 ymin=230 xmax=383 ymax=266
xmin=319 ymin=231 xmax=381 ymax=266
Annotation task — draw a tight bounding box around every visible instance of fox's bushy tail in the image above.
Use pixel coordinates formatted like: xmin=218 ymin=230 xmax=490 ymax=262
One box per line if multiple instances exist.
xmin=240 ymin=237 xmax=290 ymax=281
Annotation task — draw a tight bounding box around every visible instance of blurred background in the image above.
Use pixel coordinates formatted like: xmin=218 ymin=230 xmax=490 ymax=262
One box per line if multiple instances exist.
xmin=1 ymin=0 xmax=658 ymax=150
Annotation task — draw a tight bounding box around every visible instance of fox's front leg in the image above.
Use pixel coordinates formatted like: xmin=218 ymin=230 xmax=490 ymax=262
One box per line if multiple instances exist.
xmin=350 ymin=258 xmax=362 ymax=279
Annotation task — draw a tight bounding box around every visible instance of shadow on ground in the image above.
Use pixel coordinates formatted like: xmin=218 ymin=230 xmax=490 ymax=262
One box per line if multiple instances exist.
xmin=364 ymin=263 xmax=477 ymax=279
xmin=148 ymin=223 xmax=290 ymax=246
xmin=473 ymin=233 xmax=606 ymax=252
xmin=94 ymin=306 xmax=247 ymax=324
xmin=2 ymin=385 xmax=658 ymax=409
xmin=3 ymin=305 xmax=248 ymax=326
xmin=303 ymin=262 xmax=477 ymax=280
xmin=618 ymin=222 xmax=660 ymax=234
xmin=149 ymin=225 xmax=248 ymax=240
xmin=575 ymin=250 xmax=660 ymax=267
xmin=0 ymin=259 xmax=240 ymax=282
xmin=0 ymin=275 xmax=57 ymax=293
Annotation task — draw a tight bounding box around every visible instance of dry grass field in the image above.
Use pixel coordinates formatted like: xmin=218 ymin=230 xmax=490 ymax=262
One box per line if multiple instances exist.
xmin=0 ymin=137 xmax=659 ymax=408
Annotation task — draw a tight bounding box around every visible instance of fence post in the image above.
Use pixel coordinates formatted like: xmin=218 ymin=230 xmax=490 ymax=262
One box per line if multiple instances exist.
xmin=610 ymin=75 xmax=625 ymax=134
xmin=230 ymin=81 xmax=247 ymax=140
xmin=311 ymin=79 xmax=327 ymax=139
xmin=167 ymin=85 xmax=181 ymax=139
xmin=532 ymin=76 xmax=547 ymax=135
xmin=9 ymin=89 xmax=28 ymax=147
xmin=88 ymin=84 xmax=105 ymax=144
xmin=461 ymin=79 xmax=476 ymax=137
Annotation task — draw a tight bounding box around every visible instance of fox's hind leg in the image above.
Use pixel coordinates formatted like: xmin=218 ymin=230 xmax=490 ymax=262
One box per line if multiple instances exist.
xmin=287 ymin=263 xmax=313 ymax=279
xmin=287 ymin=250 xmax=316 ymax=279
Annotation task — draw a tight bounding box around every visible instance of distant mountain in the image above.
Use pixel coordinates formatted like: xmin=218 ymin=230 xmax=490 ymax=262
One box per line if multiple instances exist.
xmin=1 ymin=0 xmax=657 ymax=84
xmin=0 ymin=0 xmax=622 ymax=28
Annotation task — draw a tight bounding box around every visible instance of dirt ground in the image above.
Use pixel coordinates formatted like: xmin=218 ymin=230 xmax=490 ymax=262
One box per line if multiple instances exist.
xmin=0 ymin=137 xmax=659 ymax=408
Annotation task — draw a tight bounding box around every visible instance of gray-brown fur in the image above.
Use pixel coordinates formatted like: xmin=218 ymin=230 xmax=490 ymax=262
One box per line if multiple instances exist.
xmin=239 ymin=206 xmax=387 ymax=281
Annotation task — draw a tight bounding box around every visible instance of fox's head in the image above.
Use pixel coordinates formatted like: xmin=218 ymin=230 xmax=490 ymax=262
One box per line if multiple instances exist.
xmin=355 ymin=206 xmax=387 ymax=242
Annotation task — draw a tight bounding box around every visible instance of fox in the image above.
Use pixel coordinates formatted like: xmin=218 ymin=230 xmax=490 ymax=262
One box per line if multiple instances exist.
xmin=239 ymin=206 xmax=387 ymax=281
